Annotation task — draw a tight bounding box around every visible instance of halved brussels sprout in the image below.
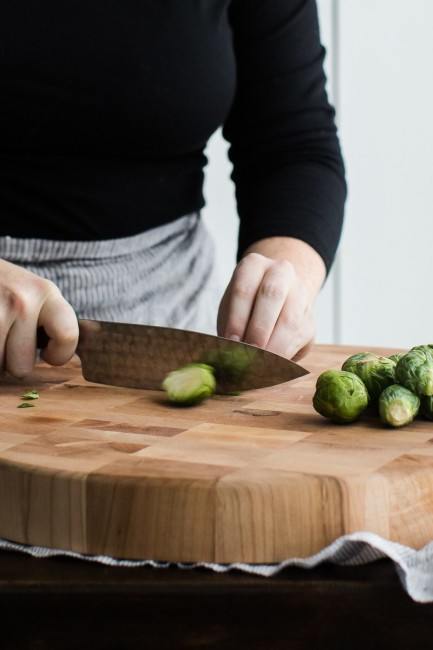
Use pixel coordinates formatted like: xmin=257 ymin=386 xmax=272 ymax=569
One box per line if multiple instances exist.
xmin=378 ymin=384 xmax=420 ymax=427
xmin=395 ymin=345 xmax=433 ymax=396
xmin=162 ymin=363 xmax=216 ymax=405
xmin=313 ymin=370 xmax=369 ymax=424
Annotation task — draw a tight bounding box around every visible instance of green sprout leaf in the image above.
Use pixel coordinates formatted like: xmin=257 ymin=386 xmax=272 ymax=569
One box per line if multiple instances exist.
xmin=21 ymin=390 xmax=39 ymax=400
xmin=388 ymin=352 xmax=405 ymax=364
xmin=17 ymin=402 xmax=35 ymax=408
xmin=395 ymin=345 xmax=433 ymax=396
xmin=342 ymin=352 xmax=372 ymax=375
xmin=342 ymin=353 xmax=396 ymax=401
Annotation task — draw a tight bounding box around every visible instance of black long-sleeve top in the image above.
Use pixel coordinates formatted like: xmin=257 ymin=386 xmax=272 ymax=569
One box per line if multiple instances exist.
xmin=0 ymin=0 xmax=346 ymax=272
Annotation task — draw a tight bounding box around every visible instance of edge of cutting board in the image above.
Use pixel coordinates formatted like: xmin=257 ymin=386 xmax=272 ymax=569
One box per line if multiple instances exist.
xmin=1 ymin=344 xmax=432 ymax=563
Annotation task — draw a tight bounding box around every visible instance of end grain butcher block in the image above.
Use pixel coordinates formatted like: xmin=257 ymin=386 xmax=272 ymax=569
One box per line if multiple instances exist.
xmin=0 ymin=344 xmax=433 ymax=564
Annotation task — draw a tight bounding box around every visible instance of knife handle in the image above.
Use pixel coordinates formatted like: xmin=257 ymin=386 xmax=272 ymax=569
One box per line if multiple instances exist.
xmin=36 ymin=326 xmax=50 ymax=350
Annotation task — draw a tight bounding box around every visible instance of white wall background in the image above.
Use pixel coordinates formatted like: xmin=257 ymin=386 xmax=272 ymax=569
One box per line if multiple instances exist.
xmin=202 ymin=1 xmax=433 ymax=350
xmin=338 ymin=0 xmax=433 ymax=348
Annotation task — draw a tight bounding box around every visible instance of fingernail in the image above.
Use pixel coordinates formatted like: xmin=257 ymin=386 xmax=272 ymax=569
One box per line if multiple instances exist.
xmin=228 ymin=334 xmax=240 ymax=341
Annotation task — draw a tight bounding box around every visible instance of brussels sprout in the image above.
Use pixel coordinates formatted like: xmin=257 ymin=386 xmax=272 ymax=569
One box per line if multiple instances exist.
xmin=204 ymin=346 xmax=254 ymax=387
xmin=313 ymin=370 xmax=369 ymax=423
xmin=162 ymin=363 xmax=216 ymax=405
xmin=342 ymin=352 xmax=371 ymax=375
xmin=346 ymin=353 xmax=396 ymax=401
xmin=378 ymin=384 xmax=420 ymax=427
xmin=420 ymin=396 xmax=433 ymax=420
xmin=388 ymin=352 xmax=405 ymax=364
xmin=395 ymin=345 xmax=433 ymax=396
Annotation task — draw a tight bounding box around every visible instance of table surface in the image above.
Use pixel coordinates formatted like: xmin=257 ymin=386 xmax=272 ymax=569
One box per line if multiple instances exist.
xmin=0 ymin=550 xmax=432 ymax=650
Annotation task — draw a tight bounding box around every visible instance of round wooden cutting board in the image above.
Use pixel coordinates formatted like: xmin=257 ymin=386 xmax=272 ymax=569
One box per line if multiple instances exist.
xmin=0 ymin=345 xmax=432 ymax=563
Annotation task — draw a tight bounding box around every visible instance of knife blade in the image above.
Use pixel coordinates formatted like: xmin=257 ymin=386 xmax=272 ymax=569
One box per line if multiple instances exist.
xmin=38 ymin=319 xmax=309 ymax=392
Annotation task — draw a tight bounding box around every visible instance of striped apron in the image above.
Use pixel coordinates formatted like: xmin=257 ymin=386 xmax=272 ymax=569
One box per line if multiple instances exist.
xmin=0 ymin=212 xmax=221 ymax=335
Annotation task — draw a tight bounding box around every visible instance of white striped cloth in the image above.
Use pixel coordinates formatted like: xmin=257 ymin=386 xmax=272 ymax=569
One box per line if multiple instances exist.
xmin=1 ymin=533 xmax=433 ymax=603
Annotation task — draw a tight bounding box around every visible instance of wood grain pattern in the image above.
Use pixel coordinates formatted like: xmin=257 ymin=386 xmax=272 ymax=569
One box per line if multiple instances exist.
xmin=0 ymin=344 xmax=432 ymax=563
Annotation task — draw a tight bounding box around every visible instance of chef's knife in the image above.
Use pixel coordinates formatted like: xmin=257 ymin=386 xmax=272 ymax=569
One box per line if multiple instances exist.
xmin=37 ymin=319 xmax=308 ymax=392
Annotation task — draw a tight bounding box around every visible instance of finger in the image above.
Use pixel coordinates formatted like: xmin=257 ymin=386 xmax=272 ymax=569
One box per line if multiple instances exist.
xmin=0 ymin=290 xmax=17 ymax=371
xmin=268 ymin=314 xmax=315 ymax=360
xmin=4 ymin=312 xmax=38 ymax=378
xmin=216 ymin=285 xmax=230 ymax=337
xmin=221 ymin=253 xmax=271 ymax=341
xmin=0 ymin=326 xmax=8 ymax=371
xmin=38 ymin=289 xmax=79 ymax=366
xmin=243 ymin=260 xmax=293 ymax=348
xmin=292 ymin=326 xmax=315 ymax=361
xmin=266 ymin=291 xmax=312 ymax=359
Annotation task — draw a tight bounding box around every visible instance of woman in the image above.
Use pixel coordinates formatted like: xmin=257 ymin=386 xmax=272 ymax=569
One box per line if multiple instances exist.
xmin=0 ymin=0 xmax=346 ymax=378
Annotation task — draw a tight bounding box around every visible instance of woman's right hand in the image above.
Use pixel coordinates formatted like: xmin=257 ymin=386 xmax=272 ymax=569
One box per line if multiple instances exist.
xmin=0 ymin=259 xmax=79 ymax=378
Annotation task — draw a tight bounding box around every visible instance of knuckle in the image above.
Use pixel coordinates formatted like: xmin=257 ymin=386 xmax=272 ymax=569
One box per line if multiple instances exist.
xmin=30 ymin=274 xmax=49 ymax=290
xmin=275 ymin=258 xmax=294 ymax=275
xmin=231 ymin=282 xmax=256 ymax=300
xmin=0 ymin=278 xmax=57 ymax=319
xmin=280 ymin=310 xmax=302 ymax=332
xmin=42 ymin=278 xmax=61 ymax=296
xmin=260 ymin=281 xmax=286 ymax=301
xmin=240 ymin=252 xmax=266 ymax=266
xmin=0 ymin=286 xmax=28 ymax=318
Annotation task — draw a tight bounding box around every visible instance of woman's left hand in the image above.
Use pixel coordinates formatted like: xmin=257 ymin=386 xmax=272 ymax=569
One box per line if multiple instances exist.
xmin=217 ymin=238 xmax=326 ymax=361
